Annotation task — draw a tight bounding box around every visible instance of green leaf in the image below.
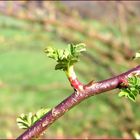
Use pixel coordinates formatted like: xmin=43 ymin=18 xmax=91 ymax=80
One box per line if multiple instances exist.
xmin=17 ymin=108 xmax=50 ymax=130
xmin=17 ymin=113 xmax=32 ymax=129
xmin=35 ymin=108 xmax=49 ymax=119
xmin=128 ymin=93 xmax=136 ymax=102
xmin=118 ymin=75 xmax=140 ymax=102
xmin=118 ymin=91 xmax=128 ymax=97
xmin=70 ymin=44 xmax=75 ymax=55
xmin=75 ymin=43 xmax=86 ymax=53
xmin=45 ymin=43 xmax=86 ymax=71
xmin=55 ymin=63 xmax=65 ymax=70
xmin=44 ymin=47 xmax=58 ymax=60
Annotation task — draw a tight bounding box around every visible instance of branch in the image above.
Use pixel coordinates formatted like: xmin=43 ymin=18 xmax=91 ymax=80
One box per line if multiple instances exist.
xmin=17 ymin=65 xmax=140 ymax=139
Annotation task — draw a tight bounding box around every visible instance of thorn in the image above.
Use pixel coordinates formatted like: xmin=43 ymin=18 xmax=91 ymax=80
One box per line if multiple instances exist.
xmin=86 ymin=80 xmax=95 ymax=87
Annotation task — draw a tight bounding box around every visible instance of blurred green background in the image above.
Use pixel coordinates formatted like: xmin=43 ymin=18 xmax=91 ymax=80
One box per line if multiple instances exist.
xmin=0 ymin=1 xmax=140 ymax=139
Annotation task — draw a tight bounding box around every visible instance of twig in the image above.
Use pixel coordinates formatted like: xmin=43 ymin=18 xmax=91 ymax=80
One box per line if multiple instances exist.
xmin=17 ymin=65 xmax=140 ymax=139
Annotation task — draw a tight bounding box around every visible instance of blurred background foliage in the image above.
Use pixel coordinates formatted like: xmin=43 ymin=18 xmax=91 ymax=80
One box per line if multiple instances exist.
xmin=0 ymin=1 xmax=140 ymax=139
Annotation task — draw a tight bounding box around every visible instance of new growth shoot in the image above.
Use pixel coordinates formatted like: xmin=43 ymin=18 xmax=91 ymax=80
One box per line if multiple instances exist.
xmin=44 ymin=43 xmax=86 ymax=91
xmin=119 ymin=75 xmax=140 ymax=102
xmin=17 ymin=108 xmax=50 ymax=130
xmin=119 ymin=51 xmax=140 ymax=102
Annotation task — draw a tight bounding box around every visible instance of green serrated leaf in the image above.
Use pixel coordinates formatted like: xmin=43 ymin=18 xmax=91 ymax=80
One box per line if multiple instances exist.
xmin=27 ymin=112 xmax=33 ymax=126
xmin=69 ymin=59 xmax=78 ymax=66
xmin=128 ymin=93 xmax=136 ymax=102
xmin=17 ymin=123 xmax=28 ymax=129
xmin=118 ymin=91 xmax=128 ymax=97
xmin=55 ymin=63 xmax=65 ymax=70
xmin=75 ymin=43 xmax=86 ymax=53
xmin=17 ymin=115 xmax=31 ymax=129
xmin=70 ymin=44 xmax=74 ymax=55
xmin=119 ymin=75 xmax=140 ymax=102
xmin=44 ymin=47 xmax=58 ymax=60
xmin=57 ymin=49 xmax=63 ymax=60
xmin=130 ymin=87 xmax=136 ymax=91
xmin=17 ymin=108 xmax=50 ymax=130
xmin=36 ymin=108 xmax=49 ymax=119
xmin=45 ymin=43 xmax=86 ymax=71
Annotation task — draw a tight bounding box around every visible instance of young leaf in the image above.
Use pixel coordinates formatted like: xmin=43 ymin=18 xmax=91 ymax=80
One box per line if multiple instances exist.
xmin=44 ymin=47 xmax=58 ymax=60
xmin=118 ymin=75 xmax=140 ymax=102
xmin=17 ymin=108 xmax=50 ymax=130
xmin=44 ymin=43 xmax=86 ymax=71
xmin=118 ymin=91 xmax=128 ymax=97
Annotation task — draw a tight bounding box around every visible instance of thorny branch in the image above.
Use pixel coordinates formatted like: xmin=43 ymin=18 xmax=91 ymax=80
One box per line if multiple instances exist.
xmin=17 ymin=65 xmax=140 ymax=139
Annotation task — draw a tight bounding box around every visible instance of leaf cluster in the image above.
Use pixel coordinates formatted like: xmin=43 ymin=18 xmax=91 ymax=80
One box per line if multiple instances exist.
xmin=17 ymin=108 xmax=49 ymax=129
xmin=44 ymin=43 xmax=86 ymax=71
xmin=119 ymin=76 xmax=140 ymax=102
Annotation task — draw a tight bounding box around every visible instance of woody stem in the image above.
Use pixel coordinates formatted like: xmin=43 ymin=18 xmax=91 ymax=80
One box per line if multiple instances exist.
xmin=17 ymin=65 xmax=140 ymax=140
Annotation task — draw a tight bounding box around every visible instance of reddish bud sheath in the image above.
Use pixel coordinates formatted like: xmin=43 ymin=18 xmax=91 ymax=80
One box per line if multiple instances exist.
xmin=68 ymin=77 xmax=83 ymax=90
